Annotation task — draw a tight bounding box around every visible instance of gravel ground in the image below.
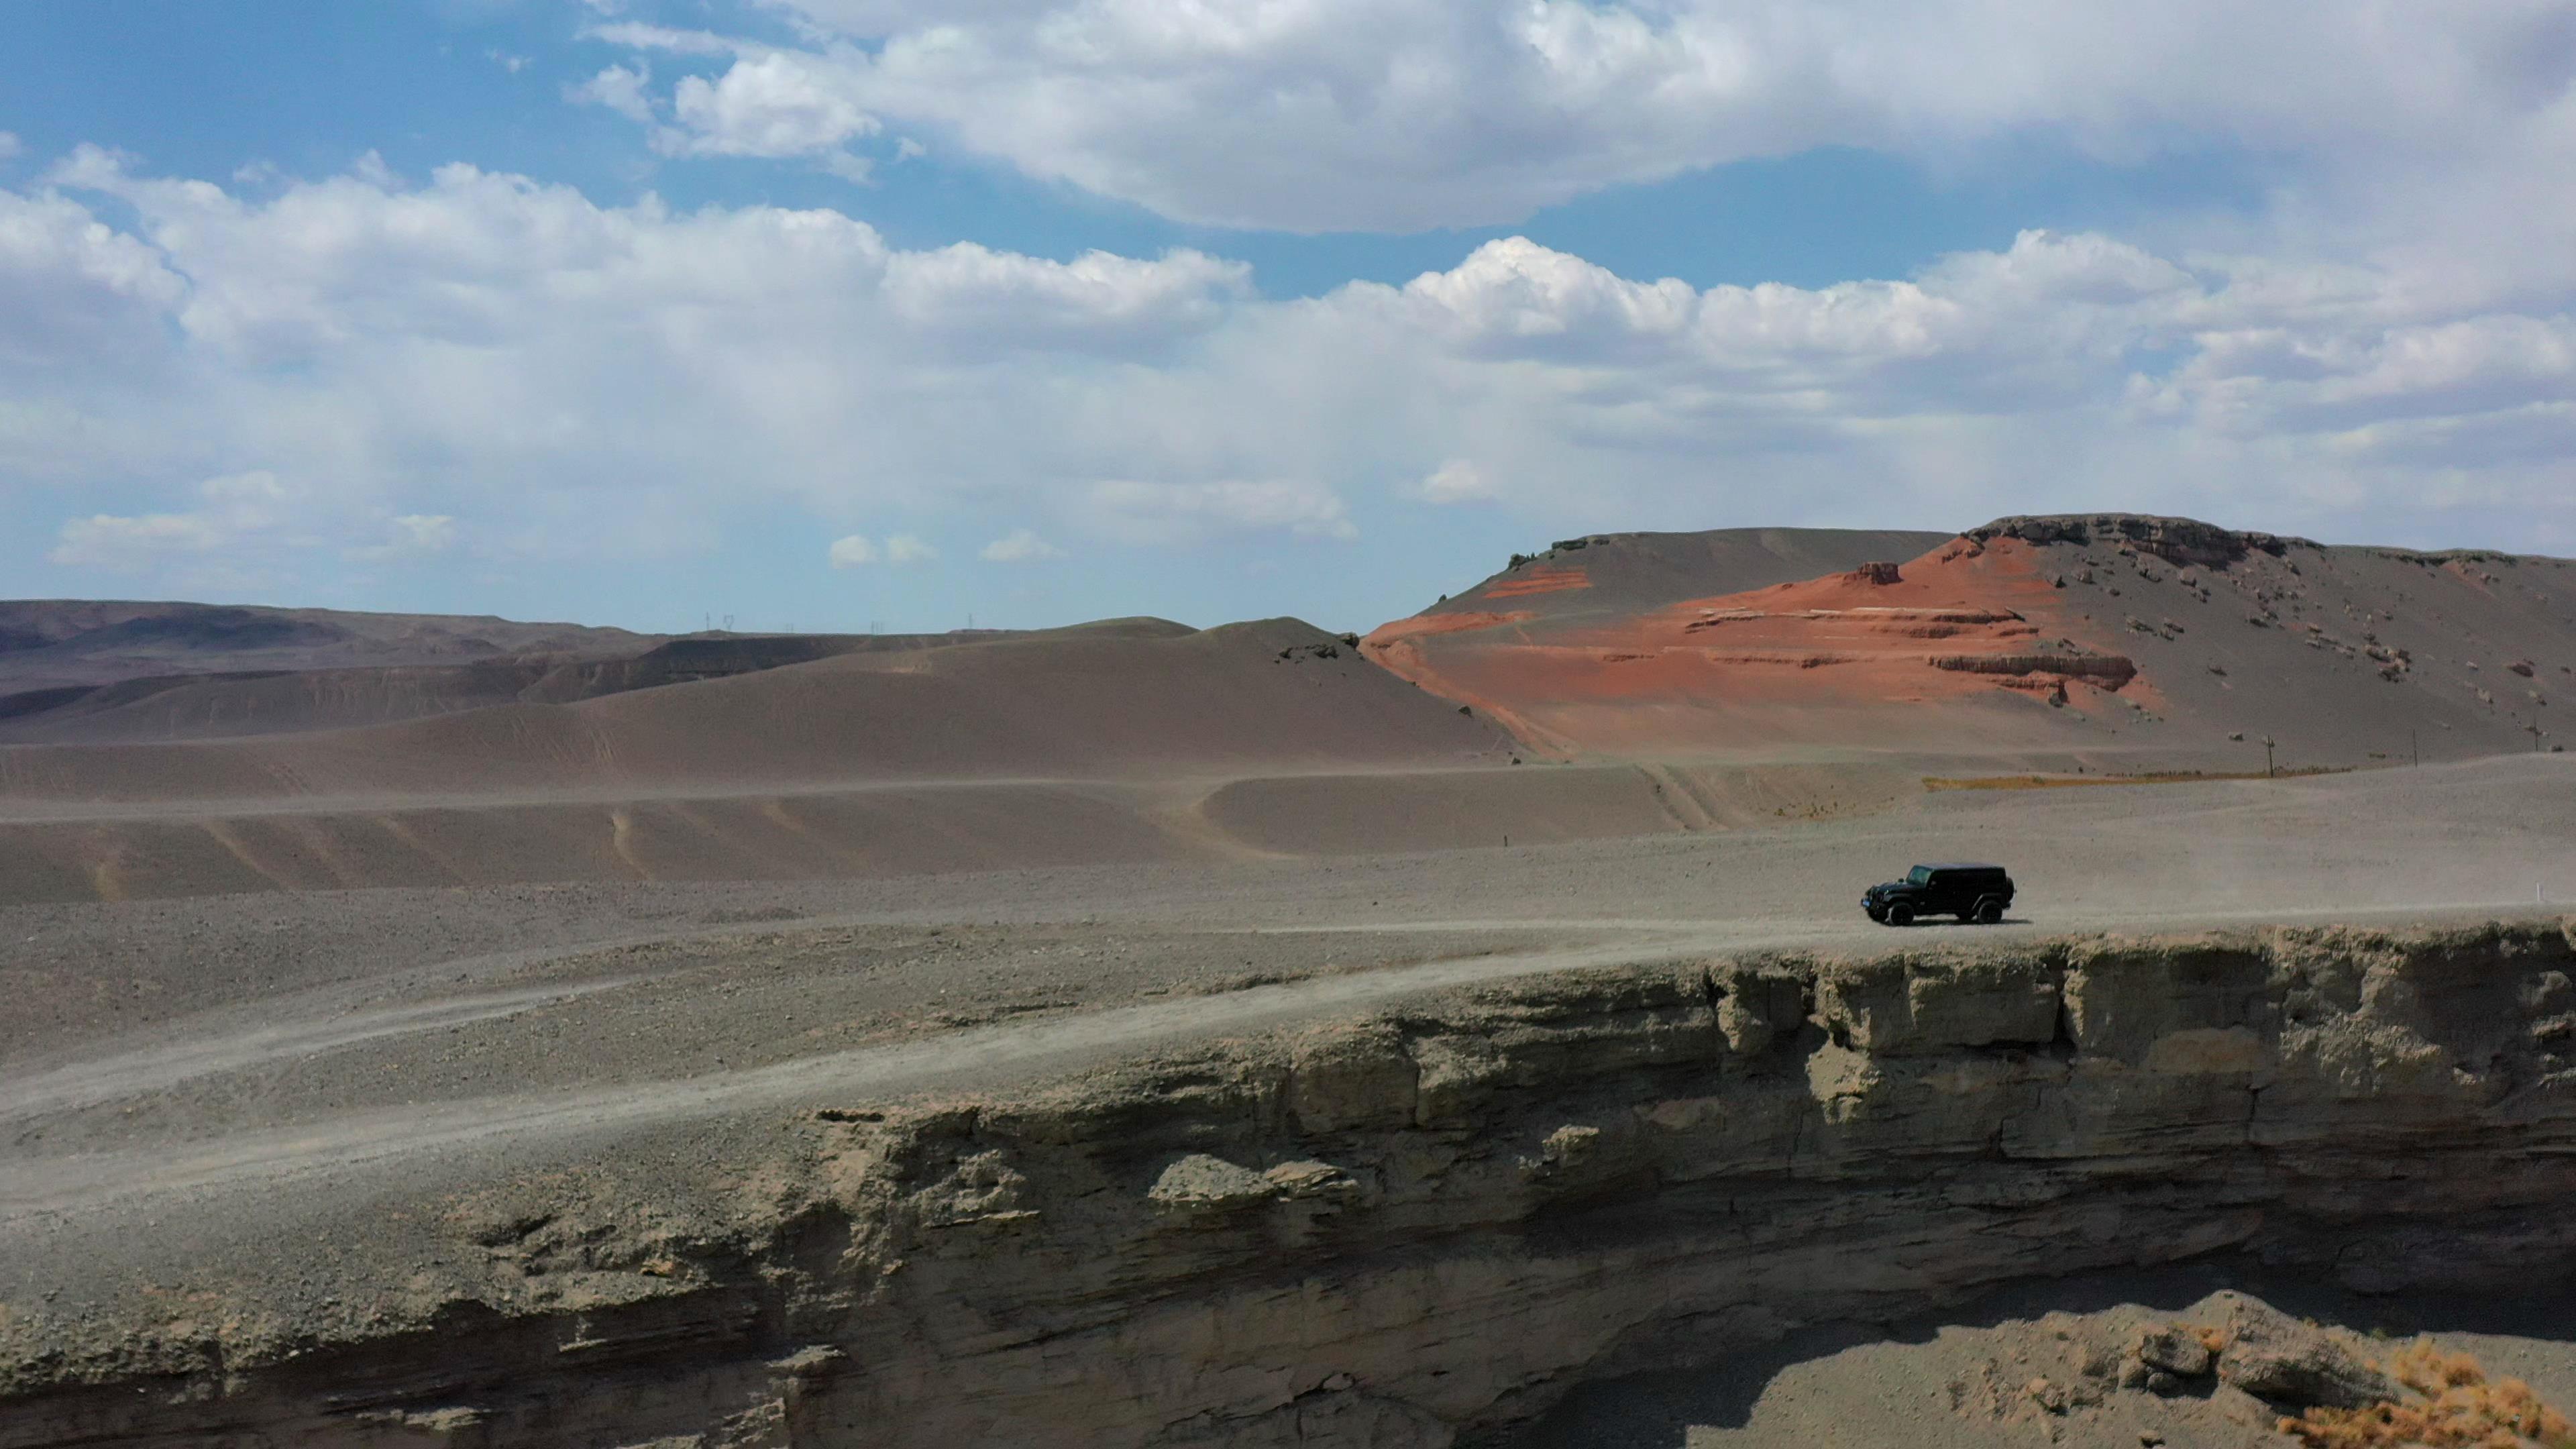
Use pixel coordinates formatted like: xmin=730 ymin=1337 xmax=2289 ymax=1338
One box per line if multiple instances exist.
xmin=2 ymin=755 xmax=2572 ymax=1371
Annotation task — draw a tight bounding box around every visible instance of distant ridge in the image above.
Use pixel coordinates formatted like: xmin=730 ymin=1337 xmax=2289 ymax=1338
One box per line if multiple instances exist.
xmin=1367 ymin=516 xmax=2576 ymax=765
xmin=0 ymin=600 xmax=1050 ymax=743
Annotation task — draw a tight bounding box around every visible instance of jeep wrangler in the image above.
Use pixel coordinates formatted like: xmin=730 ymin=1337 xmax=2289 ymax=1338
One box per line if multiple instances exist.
xmin=1863 ymin=863 xmax=2014 ymax=926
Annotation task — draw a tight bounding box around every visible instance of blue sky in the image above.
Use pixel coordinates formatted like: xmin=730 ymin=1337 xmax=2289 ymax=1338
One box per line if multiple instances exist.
xmin=5 ymin=1 xmax=2572 ymax=633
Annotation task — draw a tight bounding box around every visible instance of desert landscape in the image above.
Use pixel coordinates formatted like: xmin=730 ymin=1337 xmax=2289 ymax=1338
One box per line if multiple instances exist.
xmin=0 ymin=513 xmax=2573 ymax=1446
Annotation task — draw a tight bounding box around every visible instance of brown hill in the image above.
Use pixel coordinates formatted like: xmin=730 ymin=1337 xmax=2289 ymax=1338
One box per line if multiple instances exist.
xmin=0 ymin=617 xmax=1513 ymax=806
xmin=0 ymin=600 xmax=654 ymax=692
xmin=0 ymin=631 xmax=1004 ymax=744
xmin=1366 ymin=515 xmax=2576 ymax=767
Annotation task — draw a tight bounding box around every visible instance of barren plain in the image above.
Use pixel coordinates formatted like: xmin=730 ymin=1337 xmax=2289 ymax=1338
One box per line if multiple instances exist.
xmin=3 ymin=516 xmax=2574 ymax=1447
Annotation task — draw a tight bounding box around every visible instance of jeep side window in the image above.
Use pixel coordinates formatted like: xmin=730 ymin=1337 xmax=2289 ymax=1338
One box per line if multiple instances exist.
xmin=1908 ymin=866 xmax=1933 ymax=885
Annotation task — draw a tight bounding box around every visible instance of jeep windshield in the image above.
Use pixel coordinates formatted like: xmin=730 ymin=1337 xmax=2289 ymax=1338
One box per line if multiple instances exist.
xmin=1907 ymin=866 xmax=1933 ymax=885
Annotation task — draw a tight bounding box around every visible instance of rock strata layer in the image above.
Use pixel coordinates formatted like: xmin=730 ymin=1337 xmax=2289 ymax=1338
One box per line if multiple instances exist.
xmin=6 ymin=922 xmax=2575 ymax=1448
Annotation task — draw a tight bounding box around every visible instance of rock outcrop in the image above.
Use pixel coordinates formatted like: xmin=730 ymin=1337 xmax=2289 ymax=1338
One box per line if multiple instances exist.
xmin=1966 ymin=514 xmax=2310 ymax=568
xmin=5 ymin=922 xmax=2575 ymax=1447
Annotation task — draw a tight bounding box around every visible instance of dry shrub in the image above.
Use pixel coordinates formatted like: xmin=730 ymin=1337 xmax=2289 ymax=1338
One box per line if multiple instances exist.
xmin=2282 ymin=1342 xmax=2576 ymax=1448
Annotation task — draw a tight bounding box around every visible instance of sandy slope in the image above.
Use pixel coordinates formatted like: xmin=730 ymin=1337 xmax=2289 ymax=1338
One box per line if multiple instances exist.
xmin=0 ymin=617 xmax=1511 ymax=804
xmin=0 ymin=616 xmax=1542 ymax=902
xmin=0 ymin=633 xmax=930 ymax=745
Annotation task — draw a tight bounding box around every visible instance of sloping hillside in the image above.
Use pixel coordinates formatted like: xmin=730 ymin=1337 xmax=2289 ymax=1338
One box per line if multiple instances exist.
xmin=0 ymin=618 xmax=1515 ymax=805
xmin=0 ymin=631 xmax=999 ymax=744
xmin=0 ymin=600 xmax=653 ymax=693
xmin=1366 ymin=515 xmax=2576 ymax=767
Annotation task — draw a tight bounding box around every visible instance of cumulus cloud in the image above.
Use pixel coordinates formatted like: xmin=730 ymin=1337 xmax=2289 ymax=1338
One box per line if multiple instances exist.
xmin=50 ymin=471 xmax=301 ymax=569
xmin=885 ymin=244 xmax=1248 ymax=354
xmin=356 ymin=515 xmax=460 ymax=561
xmin=980 ymin=528 xmax=1064 ymax=562
xmin=11 ymin=150 xmax=2576 ymax=599
xmin=663 ymin=51 xmax=879 ymax=158
xmin=580 ymin=28 xmax=880 ymax=167
xmin=46 ymin=472 xmax=456 ymax=580
xmin=1087 ymin=480 xmax=1359 ymax=544
xmin=584 ymin=0 xmax=2576 ymax=246
xmin=568 ymin=64 xmax=655 ymax=124
xmin=830 ymin=533 xmax=937 ymax=566
xmin=1413 ymin=460 xmax=1497 ymax=505
xmin=0 ymin=185 xmax=189 ymax=372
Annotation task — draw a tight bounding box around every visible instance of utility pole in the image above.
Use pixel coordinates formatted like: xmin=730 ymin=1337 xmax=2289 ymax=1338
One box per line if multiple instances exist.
xmin=2529 ymin=718 xmax=2546 ymax=753
xmin=2411 ymin=727 xmax=2419 ymax=767
xmin=2261 ymin=735 xmax=2277 ymax=777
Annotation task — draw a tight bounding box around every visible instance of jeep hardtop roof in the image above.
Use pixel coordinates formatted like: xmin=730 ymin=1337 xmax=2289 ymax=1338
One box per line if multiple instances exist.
xmin=1914 ymin=862 xmax=2008 ymax=873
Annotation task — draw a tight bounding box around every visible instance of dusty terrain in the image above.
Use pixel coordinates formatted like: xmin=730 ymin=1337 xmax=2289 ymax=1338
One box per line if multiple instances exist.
xmin=4 ymin=758 xmax=2575 ymax=1445
xmin=3 ymin=516 xmax=2575 ymax=1446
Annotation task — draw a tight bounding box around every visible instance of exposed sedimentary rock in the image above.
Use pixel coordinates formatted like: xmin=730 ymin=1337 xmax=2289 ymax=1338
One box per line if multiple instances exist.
xmin=1968 ymin=514 xmax=2309 ymax=568
xmin=5 ymin=922 xmax=2573 ymax=1447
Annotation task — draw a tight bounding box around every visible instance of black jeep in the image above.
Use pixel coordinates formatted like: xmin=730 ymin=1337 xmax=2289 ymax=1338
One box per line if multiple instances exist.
xmin=1863 ymin=863 xmax=2015 ymax=926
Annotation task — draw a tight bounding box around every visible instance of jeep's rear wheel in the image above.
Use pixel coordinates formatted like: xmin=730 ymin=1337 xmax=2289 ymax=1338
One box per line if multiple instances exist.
xmin=1973 ymin=898 xmax=2004 ymax=924
xmin=1885 ymin=903 xmax=1914 ymax=926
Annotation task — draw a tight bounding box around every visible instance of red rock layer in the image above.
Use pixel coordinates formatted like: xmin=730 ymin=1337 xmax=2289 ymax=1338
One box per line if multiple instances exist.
xmin=1362 ymin=534 xmax=2149 ymax=755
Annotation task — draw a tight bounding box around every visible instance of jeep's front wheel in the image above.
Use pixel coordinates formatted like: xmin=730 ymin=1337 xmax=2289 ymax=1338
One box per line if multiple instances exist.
xmin=1885 ymin=903 xmax=1914 ymax=926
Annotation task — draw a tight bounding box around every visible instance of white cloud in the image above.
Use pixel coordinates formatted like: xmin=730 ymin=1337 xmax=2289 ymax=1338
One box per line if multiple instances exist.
xmin=0 ymin=185 xmax=189 ymax=372
xmin=0 ymin=133 xmax=21 ymax=162
xmin=623 ymin=0 xmax=2576 ymax=244
xmin=582 ymin=22 xmax=737 ymax=58
xmin=46 ymin=472 xmax=454 ymax=579
xmin=490 ymin=50 xmax=532 ymax=75
xmin=1087 ymin=480 xmax=1359 ymax=544
xmin=1413 ymin=460 xmax=1497 ymax=505
xmin=11 ymin=150 xmax=2576 ymax=598
xmin=568 ymin=64 xmax=655 ymax=125
xmin=884 ymin=243 xmax=1248 ymax=353
xmin=830 ymin=532 xmax=937 ymax=565
xmin=980 ymin=527 xmax=1065 ymax=562
xmin=661 ymin=51 xmax=879 ymax=159
xmin=349 ymin=514 xmax=460 ymax=562
xmin=48 ymin=469 xmax=294 ymax=570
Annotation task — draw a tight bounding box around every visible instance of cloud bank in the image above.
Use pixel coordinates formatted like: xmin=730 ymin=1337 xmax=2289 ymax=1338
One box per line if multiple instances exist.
xmin=6 ymin=131 xmax=2575 ymax=600
xmin=586 ymin=0 xmax=2576 ymax=248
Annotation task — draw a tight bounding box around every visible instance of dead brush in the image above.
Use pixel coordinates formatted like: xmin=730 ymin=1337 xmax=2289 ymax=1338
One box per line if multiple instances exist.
xmin=2281 ymin=1342 xmax=2576 ymax=1448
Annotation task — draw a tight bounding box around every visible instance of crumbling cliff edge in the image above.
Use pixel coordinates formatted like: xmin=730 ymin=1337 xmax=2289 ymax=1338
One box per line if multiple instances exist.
xmin=7 ymin=921 xmax=2574 ymax=1447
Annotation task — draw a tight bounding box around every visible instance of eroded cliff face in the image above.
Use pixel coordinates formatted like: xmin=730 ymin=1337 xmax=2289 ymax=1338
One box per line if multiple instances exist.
xmin=7 ymin=922 xmax=2575 ymax=1448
